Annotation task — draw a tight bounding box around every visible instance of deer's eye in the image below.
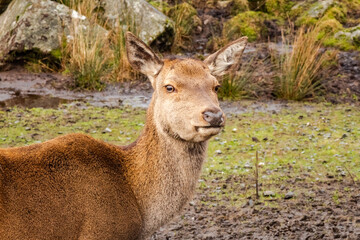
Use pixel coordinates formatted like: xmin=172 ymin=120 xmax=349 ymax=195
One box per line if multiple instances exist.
xmin=165 ymin=85 xmax=175 ymax=93
xmin=214 ymin=85 xmax=221 ymax=93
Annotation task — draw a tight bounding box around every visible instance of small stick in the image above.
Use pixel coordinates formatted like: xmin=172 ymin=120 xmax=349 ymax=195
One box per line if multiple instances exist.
xmin=343 ymin=165 xmax=356 ymax=185
xmin=255 ymin=151 xmax=259 ymax=199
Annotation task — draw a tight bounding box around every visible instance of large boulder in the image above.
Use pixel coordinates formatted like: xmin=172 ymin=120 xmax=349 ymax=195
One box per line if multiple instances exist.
xmin=0 ymin=0 xmax=107 ymax=62
xmin=100 ymin=0 xmax=174 ymax=44
xmin=292 ymin=0 xmax=336 ymax=25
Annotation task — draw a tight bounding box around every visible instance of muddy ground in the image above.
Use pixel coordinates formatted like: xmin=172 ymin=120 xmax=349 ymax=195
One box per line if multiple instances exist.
xmin=153 ymin=179 xmax=360 ymax=239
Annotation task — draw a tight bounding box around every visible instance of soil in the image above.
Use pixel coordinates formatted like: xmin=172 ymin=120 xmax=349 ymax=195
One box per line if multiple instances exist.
xmin=152 ymin=179 xmax=360 ymax=240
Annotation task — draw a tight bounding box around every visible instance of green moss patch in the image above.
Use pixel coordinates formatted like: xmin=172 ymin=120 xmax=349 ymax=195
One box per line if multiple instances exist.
xmin=265 ymin=0 xmax=294 ymax=18
xmin=223 ymin=11 xmax=277 ymax=42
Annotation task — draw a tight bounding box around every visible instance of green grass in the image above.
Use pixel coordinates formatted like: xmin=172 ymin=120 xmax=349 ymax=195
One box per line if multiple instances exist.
xmin=1 ymin=102 xmax=359 ymax=207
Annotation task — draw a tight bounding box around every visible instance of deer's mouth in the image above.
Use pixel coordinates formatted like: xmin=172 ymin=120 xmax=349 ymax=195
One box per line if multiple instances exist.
xmin=195 ymin=126 xmax=223 ymax=137
xmin=195 ymin=126 xmax=222 ymax=131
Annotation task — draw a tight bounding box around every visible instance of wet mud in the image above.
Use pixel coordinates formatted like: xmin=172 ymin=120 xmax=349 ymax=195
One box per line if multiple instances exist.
xmin=153 ymin=180 xmax=360 ymax=240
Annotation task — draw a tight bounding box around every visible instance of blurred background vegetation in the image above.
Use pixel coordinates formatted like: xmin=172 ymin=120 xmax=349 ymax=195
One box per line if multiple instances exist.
xmin=0 ymin=0 xmax=359 ymax=101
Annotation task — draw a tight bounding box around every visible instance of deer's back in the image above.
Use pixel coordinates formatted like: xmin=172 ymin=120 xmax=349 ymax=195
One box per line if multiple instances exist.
xmin=0 ymin=133 xmax=142 ymax=239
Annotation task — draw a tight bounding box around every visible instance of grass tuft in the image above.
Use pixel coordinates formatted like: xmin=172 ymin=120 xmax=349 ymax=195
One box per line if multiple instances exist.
xmin=168 ymin=3 xmax=201 ymax=52
xmin=273 ymin=27 xmax=337 ymax=101
xmin=58 ymin=0 xmax=139 ymax=89
xmin=61 ymin=21 xmax=111 ymax=90
xmin=218 ymin=57 xmax=260 ymax=100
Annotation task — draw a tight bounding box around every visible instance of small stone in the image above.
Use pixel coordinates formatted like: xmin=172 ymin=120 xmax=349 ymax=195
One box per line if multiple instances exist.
xmin=244 ymin=163 xmax=252 ymax=169
xmin=215 ymin=150 xmax=222 ymax=154
xmin=248 ymin=199 xmax=254 ymax=207
xmin=25 ymin=127 xmax=31 ymax=131
xmin=214 ymin=137 xmax=220 ymax=141
xmin=263 ymin=191 xmax=275 ymax=197
xmin=102 ymin=127 xmax=112 ymax=133
xmin=284 ymin=191 xmax=294 ymax=199
xmin=232 ymin=128 xmax=237 ymax=132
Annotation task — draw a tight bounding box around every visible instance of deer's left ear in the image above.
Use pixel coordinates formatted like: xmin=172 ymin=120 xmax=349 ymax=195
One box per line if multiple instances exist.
xmin=204 ymin=37 xmax=248 ymax=77
xmin=126 ymin=32 xmax=163 ymax=85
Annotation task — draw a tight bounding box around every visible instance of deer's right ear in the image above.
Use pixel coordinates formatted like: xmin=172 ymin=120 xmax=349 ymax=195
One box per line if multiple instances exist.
xmin=126 ymin=32 xmax=163 ymax=84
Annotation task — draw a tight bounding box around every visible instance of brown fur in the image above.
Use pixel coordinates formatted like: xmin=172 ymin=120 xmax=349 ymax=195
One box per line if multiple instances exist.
xmin=0 ymin=32 xmax=247 ymax=239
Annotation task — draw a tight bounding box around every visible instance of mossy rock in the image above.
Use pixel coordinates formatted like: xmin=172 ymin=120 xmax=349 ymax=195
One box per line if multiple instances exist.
xmin=265 ymin=0 xmax=295 ymax=18
xmin=230 ymin=0 xmax=249 ymax=15
xmin=316 ymin=18 xmax=343 ymax=44
xmin=223 ymin=11 xmax=275 ymax=42
xmin=325 ymin=24 xmax=360 ymax=50
xmin=294 ymin=1 xmax=350 ymax=27
xmin=147 ymin=0 xmax=170 ymax=14
xmin=168 ymin=3 xmax=201 ymax=36
xmin=293 ymin=0 xmax=333 ymax=26
xmin=247 ymin=0 xmax=267 ymax=11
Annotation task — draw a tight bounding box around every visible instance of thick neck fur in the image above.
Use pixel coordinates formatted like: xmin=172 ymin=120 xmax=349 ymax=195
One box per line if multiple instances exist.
xmin=121 ymin=102 xmax=207 ymax=238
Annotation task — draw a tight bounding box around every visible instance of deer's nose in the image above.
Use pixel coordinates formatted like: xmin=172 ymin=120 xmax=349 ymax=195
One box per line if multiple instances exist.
xmin=202 ymin=109 xmax=224 ymax=126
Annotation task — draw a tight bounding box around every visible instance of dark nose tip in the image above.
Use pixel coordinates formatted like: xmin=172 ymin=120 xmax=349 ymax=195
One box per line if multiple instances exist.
xmin=202 ymin=109 xmax=224 ymax=126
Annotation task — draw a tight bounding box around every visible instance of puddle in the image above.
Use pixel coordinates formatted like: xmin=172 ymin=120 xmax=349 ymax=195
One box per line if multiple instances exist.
xmin=0 ymin=93 xmax=153 ymax=109
xmin=0 ymin=94 xmax=74 ymax=109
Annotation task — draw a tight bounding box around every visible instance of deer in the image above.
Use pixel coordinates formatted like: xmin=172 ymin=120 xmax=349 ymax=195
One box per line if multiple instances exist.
xmin=0 ymin=32 xmax=247 ymax=239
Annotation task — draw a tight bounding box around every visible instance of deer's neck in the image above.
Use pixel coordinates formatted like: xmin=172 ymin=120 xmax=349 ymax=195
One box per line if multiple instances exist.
xmin=122 ymin=104 xmax=207 ymax=237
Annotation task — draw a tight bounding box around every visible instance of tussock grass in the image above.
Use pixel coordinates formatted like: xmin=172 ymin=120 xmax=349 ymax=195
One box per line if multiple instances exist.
xmin=108 ymin=26 xmax=140 ymax=82
xmin=273 ymin=27 xmax=337 ymax=101
xmin=218 ymin=58 xmax=260 ymax=100
xmin=168 ymin=3 xmax=200 ymax=52
xmin=59 ymin=0 xmax=138 ymax=90
xmin=61 ymin=21 xmax=111 ymax=90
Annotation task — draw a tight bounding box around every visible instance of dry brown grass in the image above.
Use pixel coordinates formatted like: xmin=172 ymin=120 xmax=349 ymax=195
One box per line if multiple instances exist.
xmin=59 ymin=0 xmax=138 ymax=90
xmin=274 ymin=26 xmax=337 ymax=100
xmin=61 ymin=20 xmax=111 ymax=90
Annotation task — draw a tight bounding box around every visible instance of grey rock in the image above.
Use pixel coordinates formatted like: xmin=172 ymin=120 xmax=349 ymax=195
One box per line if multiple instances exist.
xmin=307 ymin=0 xmax=334 ymax=18
xmin=104 ymin=127 xmax=112 ymax=133
xmin=248 ymin=199 xmax=254 ymax=207
xmin=99 ymin=0 xmax=174 ymax=44
xmin=263 ymin=191 xmax=276 ymax=197
xmin=244 ymin=163 xmax=252 ymax=169
xmin=0 ymin=0 xmax=107 ymax=62
xmin=284 ymin=191 xmax=294 ymax=199
xmin=335 ymin=24 xmax=360 ymax=45
xmin=215 ymin=150 xmax=222 ymax=154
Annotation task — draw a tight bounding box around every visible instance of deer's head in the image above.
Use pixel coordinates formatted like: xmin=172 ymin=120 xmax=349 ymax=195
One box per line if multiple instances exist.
xmin=126 ymin=33 xmax=247 ymax=142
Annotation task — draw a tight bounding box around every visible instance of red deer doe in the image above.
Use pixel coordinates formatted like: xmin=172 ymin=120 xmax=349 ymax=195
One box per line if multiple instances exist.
xmin=0 ymin=32 xmax=247 ymax=239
